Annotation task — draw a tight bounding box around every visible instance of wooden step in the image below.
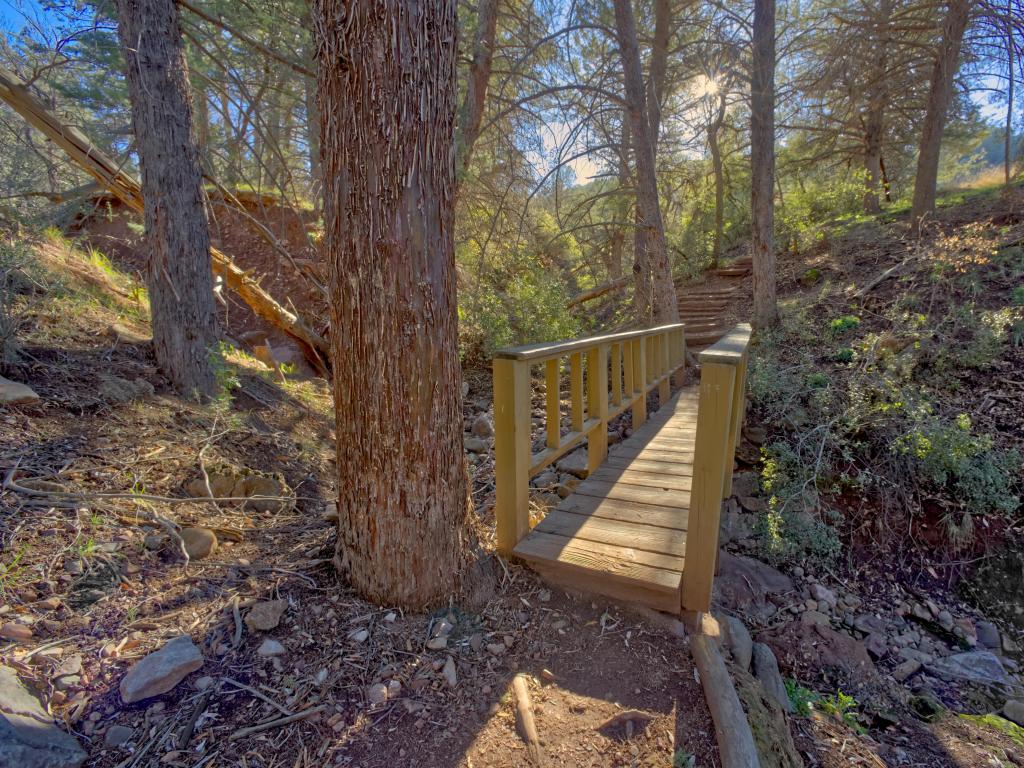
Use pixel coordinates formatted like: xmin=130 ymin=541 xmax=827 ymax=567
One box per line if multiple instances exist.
xmin=685 ymin=327 xmax=729 ymax=346
xmin=715 ymin=267 xmax=751 ymax=278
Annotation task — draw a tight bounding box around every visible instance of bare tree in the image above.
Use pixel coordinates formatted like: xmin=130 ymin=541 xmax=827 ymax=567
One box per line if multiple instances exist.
xmin=751 ymin=0 xmax=779 ymax=329
xmin=114 ymin=0 xmax=219 ymax=398
xmin=911 ymin=0 xmax=972 ymax=229
xmin=314 ymin=0 xmax=474 ymax=607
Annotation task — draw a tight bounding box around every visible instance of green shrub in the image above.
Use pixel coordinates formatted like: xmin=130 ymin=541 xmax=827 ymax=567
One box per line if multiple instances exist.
xmin=827 ymin=314 xmax=861 ymax=337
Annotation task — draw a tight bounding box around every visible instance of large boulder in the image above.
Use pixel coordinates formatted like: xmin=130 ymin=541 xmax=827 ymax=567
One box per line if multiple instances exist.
xmin=119 ymin=635 xmax=203 ymax=704
xmin=759 ymin=619 xmax=877 ymax=692
xmin=752 ymin=642 xmax=792 ymax=714
xmin=924 ymin=651 xmax=1016 ymax=688
xmin=715 ymin=551 xmax=795 ymax=621
xmin=0 ymin=376 xmax=39 ymax=406
xmin=0 ymin=665 xmax=86 ymax=768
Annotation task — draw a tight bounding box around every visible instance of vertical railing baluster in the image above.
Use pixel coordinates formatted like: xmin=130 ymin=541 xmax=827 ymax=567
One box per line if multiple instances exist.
xmin=658 ymin=330 xmax=670 ymax=404
xmin=569 ymin=351 xmax=584 ymax=432
xmin=586 ymin=344 xmax=609 ymax=473
xmin=611 ymin=342 xmax=622 ymax=408
xmin=633 ymin=336 xmax=647 ymax=427
xmin=545 ymin=358 xmax=560 ymax=451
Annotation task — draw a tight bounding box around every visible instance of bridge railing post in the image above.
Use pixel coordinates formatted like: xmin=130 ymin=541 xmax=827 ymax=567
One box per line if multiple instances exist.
xmin=681 ymin=324 xmax=753 ymax=614
xmin=494 ymin=357 xmax=531 ymax=557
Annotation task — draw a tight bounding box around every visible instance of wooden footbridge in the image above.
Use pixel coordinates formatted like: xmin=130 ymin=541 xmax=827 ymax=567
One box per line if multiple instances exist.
xmin=493 ymin=321 xmax=752 ymax=616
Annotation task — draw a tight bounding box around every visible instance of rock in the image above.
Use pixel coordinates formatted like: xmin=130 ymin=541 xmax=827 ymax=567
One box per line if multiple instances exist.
xmin=104 ymin=725 xmax=133 ymax=748
xmin=425 ymin=637 xmax=447 ymax=650
xmin=937 ymin=610 xmax=954 ymax=631
xmin=0 ymin=623 xmax=32 ymax=642
xmin=1004 ymin=700 xmax=1024 ymax=727
xmin=348 ymin=629 xmax=369 ymax=644
xmin=441 ymin=657 xmax=457 ymax=687
xmin=531 ymin=471 xmax=557 ymax=488
xmin=366 ymin=683 xmax=388 ymax=706
xmin=738 ymin=496 xmax=767 ymax=513
xmin=387 ymin=679 xmax=401 ymax=699
xmin=193 ymin=676 xmax=214 ymax=691
xmin=64 ymin=560 xmax=83 ymax=576
xmin=751 ymin=642 xmax=791 ymax=714
xmin=245 ymin=600 xmax=287 ymax=632
xmin=486 ymin=643 xmax=506 ymax=656
xmin=800 ymin=610 xmax=830 ymax=628
xmin=1005 ymin=635 xmax=1021 ymax=654
xmin=743 ymin=426 xmax=767 ymax=446
xmin=809 ymin=583 xmax=836 ymax=608
xmin=0 ymin=665 xmax=86 ymax=767
xmin=730 ymin=472 xmax=760 ymax=498
xmin=257 ymin=639 xmax=285 ymax=657
xmin=853 ymin=614 xmax=887 ymax=635
xmin=180 ymin=528 xmax=217 ymax=560
xmin=760 ymin=620 xmax=877 ymax=690
xmin=977 ymin=621 xmax=1001 ymax=650
xmin=864 ymin=633 xmax=889 ymax=660
xmin=0 ymin=376 xmax=40 ymax=406
xmin=719 ymin=508 xmax=754 ymax=546
xmin=463 ymin=437 xmax=487 ymax=453
xmin=432 ymin=620 xmax=453 ymax=637
xmin=119 ymin=636 xmax=203 ymax=704
xmin=471 ymin=415 xmax=494 ymax=438
xmin=892 ymin=659 xmax=921 ymax=683
xmin=714 ymin=552 xmax=794 ymax=621
xmin=555 ymin=449 xmax=588 ymax=478
xmin=720 ymin=615 xmax=753 ymax=671
xmin=925 ymin=651 xmax=1015 ymax=687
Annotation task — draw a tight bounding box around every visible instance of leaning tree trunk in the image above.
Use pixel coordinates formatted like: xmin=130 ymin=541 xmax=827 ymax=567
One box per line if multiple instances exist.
xmin=751 ymin=0 xmax=779 ymax=330
xmin=614 ymin=0 xmax=678 ymax=326
xmin=313 ymin=0 xmax=474 ymax=608
xmin=910 ymin=0 xmax=971 ymax=230
xmin=115 ymin=0 xmax=219 ymax=399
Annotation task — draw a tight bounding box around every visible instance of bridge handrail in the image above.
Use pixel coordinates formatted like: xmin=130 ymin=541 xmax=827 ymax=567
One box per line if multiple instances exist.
xmin=493 ymin=322 xmax=688 ymax=556
xmin=681 ymin=322 xmax=753 ymax=613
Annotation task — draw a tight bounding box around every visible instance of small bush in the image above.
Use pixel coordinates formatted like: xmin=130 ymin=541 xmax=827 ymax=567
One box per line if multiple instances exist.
xmin=827 ymin=314 xmax=861 ymax=337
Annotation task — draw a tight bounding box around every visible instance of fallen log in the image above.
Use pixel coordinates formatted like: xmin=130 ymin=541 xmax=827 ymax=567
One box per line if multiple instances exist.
xmin=0 ymin=66 xmax=329 ymax=370
xmin=691 ymin=633 xmax=761 ymax=768
xmin=567 ymin=276 xmax=630 ymax=308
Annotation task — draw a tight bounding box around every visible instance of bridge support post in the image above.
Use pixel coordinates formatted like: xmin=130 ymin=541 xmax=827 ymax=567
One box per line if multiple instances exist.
xmin=657 ymin=331 xmax=671 ymax=405
xmin=632 ymin=337 xmax=647 ymax=428
xmin=721 ymin=352 xmax=749 ymax=498
xmin=494 ymin=357 xmax=531 ymax=557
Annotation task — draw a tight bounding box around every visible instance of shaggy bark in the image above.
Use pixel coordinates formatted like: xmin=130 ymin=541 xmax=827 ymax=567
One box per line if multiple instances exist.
xmin=314 ymin=0 xmax=474 ymax=608
xmin=614 ymin=0 xmax=678 ymax=325
xmin=115 ymin=0 xmax=219 ymax=398
xmin=1005 ymin=0 xmax=1015 ymax=186
xmin=751 ymin=0 xmax=779 ymax=329
xmin=910 ymin=0 xmax=971 ymax=229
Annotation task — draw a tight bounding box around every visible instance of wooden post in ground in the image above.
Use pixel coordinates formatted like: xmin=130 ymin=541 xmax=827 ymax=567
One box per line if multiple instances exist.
xmin=569 ymin=352 xmax=584 ymax=432
xmin=545 ymin=359 xmax=560 ymax=451
xmin=494 ymin=358 xmax=531 ymax=556
xmin=721 ymin=351 xmax=749 ymax=498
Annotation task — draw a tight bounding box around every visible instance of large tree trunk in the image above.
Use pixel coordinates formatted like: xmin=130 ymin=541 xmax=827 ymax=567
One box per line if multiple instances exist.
xmin=862 ymin=101 xmax=884 ymax=214
xmin=614 ymin=0 xmax=678 ymax=326
xmin=709 ymin=92 xmax=727 ymax=266
xmin=314 ymin=0 xmax=473 ymax=608
xmin=910 ymin=0 xmax=971 ymax=229
xmin=115 ymin=0 xmax=219 ymax=398
xmin=455 ymin=0 xmax=499 ymax=185
xmin=751 ymin=0 xmax=779 ymax=329
xmin=1006 ymin=0 xmax=1015 ymax=186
